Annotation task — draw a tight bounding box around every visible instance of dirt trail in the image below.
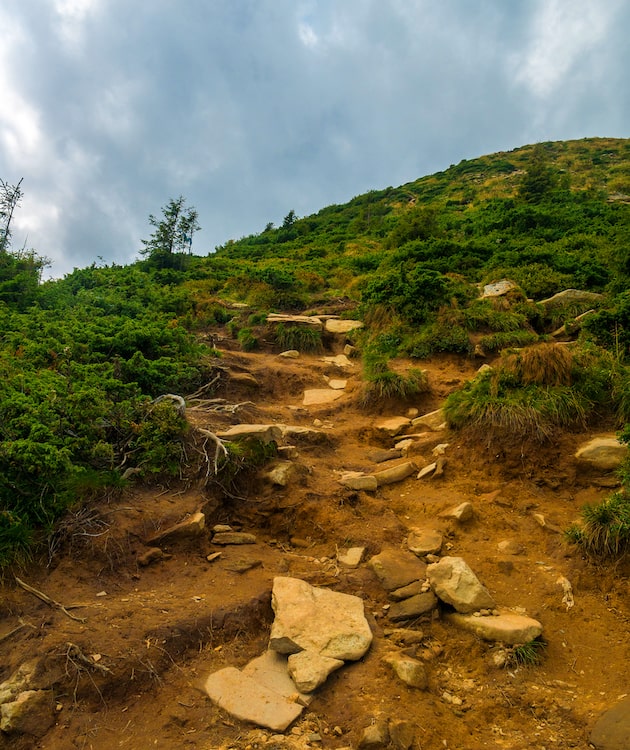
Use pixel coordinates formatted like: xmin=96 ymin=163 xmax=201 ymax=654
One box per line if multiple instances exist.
xmin=1 ymin=344 xmax=628 ymax=750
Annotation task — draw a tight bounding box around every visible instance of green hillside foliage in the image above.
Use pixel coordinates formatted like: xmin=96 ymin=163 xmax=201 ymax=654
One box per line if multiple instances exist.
xmin=2 ymin=137 xmax=630 ymax=567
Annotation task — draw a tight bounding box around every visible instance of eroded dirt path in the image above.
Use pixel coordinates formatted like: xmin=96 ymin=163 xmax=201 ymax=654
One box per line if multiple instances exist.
xmin=1 ymin=346 xmax=628 ymax=750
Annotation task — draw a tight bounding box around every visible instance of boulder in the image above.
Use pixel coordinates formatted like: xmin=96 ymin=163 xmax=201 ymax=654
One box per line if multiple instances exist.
xmin=590 ymin=696 xmax=630 ymax=750
xmin=575 ymin=437 xmax=627 ymax=471
xmin=427 ymin=556 xmax=495 ymax=613
xmin=204 ymin=667 xmax=303 ymax=732
xmin=480 ymin=279 xmax=519 ymax=298
xmin=538 ymin=288 xmax=605 ymax=311
xmin=269 ymin=577 xmax=373 ymax=662
xmin=445 ymin=611 xmax=543 ymax=644
xmin=0 ymin=690 xmax=54 ymax=737
xmin=369 ymin=549 xmax=427 ymax=592
xmin=261 ymin=461 xmax=299 ymax=487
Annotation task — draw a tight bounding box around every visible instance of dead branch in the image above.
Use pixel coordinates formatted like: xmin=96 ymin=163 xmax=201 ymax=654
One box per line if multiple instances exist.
xmin=186 ymin=368 xmax=229 ymax=400
xmin=66 ymin=642 xmax=112 ymax=675
xmin=15 ymin=577 xmax=87 ymax=623
xmin=187 ymin=399 xmax=255 ymax=414
xmin=152 ymin=393 xmax=186 ymax=416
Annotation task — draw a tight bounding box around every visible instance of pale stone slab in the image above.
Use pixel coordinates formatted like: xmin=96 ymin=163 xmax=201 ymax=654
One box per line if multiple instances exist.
xmin=269 ymin=577 xmax=373 ymax=661
xmin=417 ymin=462 xmax=437 ymax=479
xmin=321 ymin=354 xmax=354 ymax=368
xmin=278 ymin=350 xmax=300 ymax=358
xmin=267 ymin=313 xmax=323 ymax=329
xmin=204 ymin=667 xmax=303 ymax=731
xmin=369 ymin=549 xmax=427 ymax=592
xmin=339 ymin=473 xmax=378 ymax=491
xmin=445 ymin=612 xmax=543 ymax=644
xmin=575 ymin=437 xmax=627 ymax=471
xmin=147 ymin=512 xmax=205 ymax=544
xmin=481 ymin=279 xmax=519 ymax=298
xmin=211 ymin=532 xmax=257 ymax=545
xmin=328 ymin=379 xmax=347 ymax=390
xmin=376 ymin=417 xmax=412 ymax=437
xmin=427 ymin=556 xmax=495 ymax=613
xmin=411 ymin=409 xmax=446 ymax=431
xmin=407 ymin=528 xmax=443 ymax=556
xmin=216 ymin=424 xmax=282 ymax=443
xmin=241 ymin=650 xmax=313 ymax=706
xmin=324 ymin=319 xmax=364 ymax=334
xmin=337 ymin=547 xmax=366 ymax=568
xmin=287 ymin=650 xmax=344 ymax=692
xmin=303 ymin=389 xmax=344 ymax=406
xmin=440 ymin=502 xmax=474 ymax=522
xmin=372 ymin=461 xmax=417 ymax=486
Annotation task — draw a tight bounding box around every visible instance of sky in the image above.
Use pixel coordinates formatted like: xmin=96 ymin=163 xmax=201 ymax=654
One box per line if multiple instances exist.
xmin=0 ymin=0 xmax=629 ymax=278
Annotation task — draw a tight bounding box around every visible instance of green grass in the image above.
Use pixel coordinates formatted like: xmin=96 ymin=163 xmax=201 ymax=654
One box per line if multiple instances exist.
xmin=274 ymin=323 xmax=323 ymax=353
xmin=565 ymin=491 xmax=630 ymax=559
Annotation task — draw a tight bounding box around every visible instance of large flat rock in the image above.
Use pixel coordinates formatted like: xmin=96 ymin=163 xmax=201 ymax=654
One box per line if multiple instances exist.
xmin=204 ymin=666 xmax=303 ymax=731
xmin=216 ymin=424 xmax=282 ymax=443
xmin=575 ymin=437 xmax=627 ymax=471
xmin=368 ymin=548 xmax=427 ymax=592
xmin=445 ymin=611 xmax=543 ymax=644
xmin=269 ymin=577 xmax=373 ymax=661
xmin=590 ymin=696 xmax=630 ymax=750
xmin=241 ymin=650 xmax=313 ymax=706
xmin=303 ymin=389 xmax=345 ymax=406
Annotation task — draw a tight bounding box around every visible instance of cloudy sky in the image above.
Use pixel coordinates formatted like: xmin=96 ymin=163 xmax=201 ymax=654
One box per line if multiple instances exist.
xmin=1 ymin=0 xmax=628 ymax=278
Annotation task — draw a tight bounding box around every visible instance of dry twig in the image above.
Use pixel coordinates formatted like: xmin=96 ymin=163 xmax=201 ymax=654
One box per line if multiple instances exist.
xmin=15 ymin=576 xmax=88 ymax=623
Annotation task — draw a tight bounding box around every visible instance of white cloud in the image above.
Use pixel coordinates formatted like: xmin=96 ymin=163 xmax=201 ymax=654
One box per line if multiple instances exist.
xmin=513 ymin=0 xmax=621 ymax=98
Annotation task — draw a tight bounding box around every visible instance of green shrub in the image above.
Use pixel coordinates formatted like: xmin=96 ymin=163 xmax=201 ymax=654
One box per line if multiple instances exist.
xmin=360 ymin=350 xmax=429 ymax=407
xmin=506 ymin=638 xmax=547 ymax=667
xmin=479 ymin=330 xmax=540 ymax=352
xmin=237 ymin=327 xmax=259 ymax=351
xmin=275 ymin=324 xmax=323 ymax=353
xmin=405 ymin=322 xmax=472 ymax=359
xmin=565 ymin=491 xmax=630 ymax=558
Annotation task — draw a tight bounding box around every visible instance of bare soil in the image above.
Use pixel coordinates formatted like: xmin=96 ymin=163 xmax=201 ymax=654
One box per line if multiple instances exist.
xmin=1 ymin=340 xmax=628 ymax=750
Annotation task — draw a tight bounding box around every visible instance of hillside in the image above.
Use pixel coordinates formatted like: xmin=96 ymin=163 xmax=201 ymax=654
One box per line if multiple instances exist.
xmin=0 ymin=138 xmax=629 ymax=749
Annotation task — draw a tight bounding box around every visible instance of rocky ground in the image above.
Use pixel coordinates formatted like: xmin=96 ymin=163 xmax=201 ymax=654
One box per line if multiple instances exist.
xmin=0 ymin=330 xmax=629 ymax=750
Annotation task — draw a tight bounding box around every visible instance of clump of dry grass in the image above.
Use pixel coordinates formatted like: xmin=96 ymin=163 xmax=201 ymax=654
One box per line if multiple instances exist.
xmin=501 ymin=343 xmax=573 ymax=386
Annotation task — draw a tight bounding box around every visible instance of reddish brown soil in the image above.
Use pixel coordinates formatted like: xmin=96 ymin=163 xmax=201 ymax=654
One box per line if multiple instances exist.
xmin=1 ymin=342 xmax=628 ymax=750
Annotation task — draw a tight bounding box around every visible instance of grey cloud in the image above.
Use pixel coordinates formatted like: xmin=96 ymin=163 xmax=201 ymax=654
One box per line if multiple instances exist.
xmin=0 ymin=0 xmax=628 ymax=276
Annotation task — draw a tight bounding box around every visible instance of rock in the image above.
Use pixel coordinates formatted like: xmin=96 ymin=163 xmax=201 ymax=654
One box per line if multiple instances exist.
xmin=303 ymin=389 xmax=345 ymax=406
xmin=440 ymin=502 xmax=474 ymax=522
xmin=269 ymin=577 xmax=373 ymax=662
xmin=389 ymin=580 xmax=425 ymax=601
xmin=417 ymin=462 xmax=437 ymax=479
xmin=411 ymin=409 xmax=446 ymax=431
xmin=368 ymin=448 xmax=404 ymax=463
xmin=590 ymin=696 xmax=630 ymax=750
xmin=321 ymin=354 xmax=354 ymax=368
xmin=372 ymin=461 xmax=417 ymax=486
xmin=279 ymin=349 xmax=300 ymax=358
xmin=242 ymin=650 xmax=313 ymax=706
xmin=287 ymin=650 xmax=344 ymax=692
xmin=276 ymin=424 xmax=328 ymax=443
xmin=216 ymin=424 xmax=282 ymax=443
xmin=375 ymin=417 xmax=412 ymax=437
xmin=0 ymin=690 xmax=54 ymax=737
xmin=324 ymin=319 xmax=364 ymax=334
xmin=228 ymin=371 xmax=259 ymax=387
xmin=368 ymin=548 xmax=427 ymax=592
xmin=407 ymin=528 xmax=443 ymax=556
xmin=204 ymin=667 xmax=303 ymax=732
xmin=343 ymin=344 xmax=356 ymax=357
xmin=267 ymin=313 xmax=323 ymax=330
xmin=481 ymin=279 xmax=520 ymax=298
xmin=389 ymin=719 xmax=415 ymax=750
xmin=223 ymin=559 xmax=262 ymax=573
xmin=497 ymin=540 xmax=523 ymax=555
xmin=147 ymin=512 xmax=205 ymax=544
xmin=339 ymin=473 xmax=378 ymax=491
xmin=212 ymin=532 xmax=257 ymax=545
xmin=261 ymin=461 xmax=299 ymax=487
xmin=427 ymin=557 xmax=496 ymax=613
xmin=538 ymin=288 xmax=605 ymax=310
xmin=575 ymin=437 xmax=627 ymax=471
xmin=394 ymin=438 xmax=414 ymax=454
xmin=358 ymin=717 xmax=390 ymax=748
xmin=337 ymin=547 xmax=366 ymax=568
xmin=383 ymin=654 xmax=428 ymax=689
xmin=137 ymin=547 xmax=164 ymax=566
xmin=327 ymin=378 xmax=347 ymax=390
xmin=445 ymin=611 xmax=543 ymax=644
xmin=388 ymin=593 xmax=438 ymax=622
